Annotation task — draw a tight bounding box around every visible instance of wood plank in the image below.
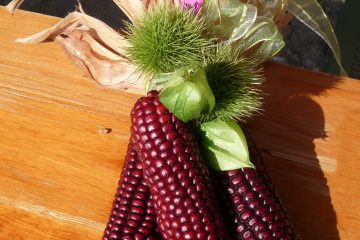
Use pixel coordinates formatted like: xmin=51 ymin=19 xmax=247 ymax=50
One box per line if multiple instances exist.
xmin=0 ymin=203 xmax=101 ymax=240
xmin=0 ymin=7 xmax=359 ymax=240
xmin=0 ymin=91 xmax=130 ymax=219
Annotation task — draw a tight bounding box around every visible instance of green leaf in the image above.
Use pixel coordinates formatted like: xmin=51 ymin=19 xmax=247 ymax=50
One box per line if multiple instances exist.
xmin=159 ymin=68 xmax=215 ymax=123
xmin=287 ymin=0 xmax=347 ymax=76
xmin=197 ymin=118 xmax=254 ymax=171
xmin=146 ymin=72 xmax=176 ymax=93
xmin=205 ymin=0 xmax=258 ymax=42
xmin=237 ymin=17 xmax=285 ymax=64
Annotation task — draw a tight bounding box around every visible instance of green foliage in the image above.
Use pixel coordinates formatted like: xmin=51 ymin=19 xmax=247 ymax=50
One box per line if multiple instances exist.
xmin=128 ymin=5 xmax=263 ymax=122
xmin=197 ymin=118 xmax=254 ymax=171
xmin=127 ymin=6 xmax=212 ymax=76
xmin=200 ymin=44 xmax=263 ymax=122
xmin=159 ymin=67 xmax=215 ymax=123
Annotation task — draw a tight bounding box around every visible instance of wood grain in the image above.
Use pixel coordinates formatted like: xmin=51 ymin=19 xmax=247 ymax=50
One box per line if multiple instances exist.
xmin=0 ymin=7 xmax=359 ymax=240
xmin=0 ymin=203 xmax=101 ymax=240
xmin=247 ymin=64 xmax=360 ymax=240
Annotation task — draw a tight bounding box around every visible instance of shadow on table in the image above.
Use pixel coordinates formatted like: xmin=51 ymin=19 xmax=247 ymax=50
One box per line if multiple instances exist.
xmin=247 ymin=65 xmax=341 ymax=240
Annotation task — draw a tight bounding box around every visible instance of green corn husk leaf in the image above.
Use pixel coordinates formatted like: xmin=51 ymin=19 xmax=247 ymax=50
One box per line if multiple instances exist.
xmin=146 ymin=72 xmax=174 ymax=93
xmin=197 ymin=118 xmax=254 ymax=171
xmin=287 ymin=0 xmax=346 ymax=76
xmin=158 ymin=67 xmax=215 ymax=123
xmin=237 ymin=17 xmax=285 ymax=64
xmin=205 ymin=0 xmax=258 ymax=42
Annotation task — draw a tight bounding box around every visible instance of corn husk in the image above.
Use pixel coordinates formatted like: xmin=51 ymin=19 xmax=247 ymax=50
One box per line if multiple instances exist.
xmin=6 ymin=0 xmax=344 ymax=92
xmin=112 ymin=0 xmax=145 ymax=21
xmin=5 ymin=0 xmax=188 ymax=93
xmin=5 ymin=0 xmax=24 ymax=13
xmin=112 ymin=0 xmax=182 ymax=19
xmin=15 ymin=11 xmax=144 ymax=92
xmin=5 ymin=0 xmax=286 ymax=92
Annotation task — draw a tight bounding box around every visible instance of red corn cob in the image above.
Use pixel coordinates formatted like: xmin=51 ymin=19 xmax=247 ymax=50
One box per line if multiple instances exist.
xmin=102 ymin=142 xmax=160 ymax=240
xmin=130 ymin=91 xmax=229 ymax=240
xmin=211 ymin=134 xmax=300 ymax=240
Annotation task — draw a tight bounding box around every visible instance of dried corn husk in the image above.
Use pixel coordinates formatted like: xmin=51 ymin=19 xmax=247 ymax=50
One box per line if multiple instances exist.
xmin=5 ymin=0 xmax=286 ymax=92
xmin=5 ymin=0 xmax=24 ymax=13
xmin=112 ymin=0 xmax=145 ymax=21
xmin=6 ymin=0 xmax=344 ymax=92
xmin=15 ymin=11 xmax=145 ymax=92
xmin=5 ymin=0 xmax=187 ymax=93
xmin=112 ymin=0 xmax=182 ymax=20
xmin=146 ymin=0 xmax=182 ymax=9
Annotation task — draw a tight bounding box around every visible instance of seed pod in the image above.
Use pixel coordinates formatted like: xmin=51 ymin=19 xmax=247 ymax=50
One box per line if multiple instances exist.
xmin=211 ymin=134 xmax=300 ymax=240
xmin=131 ymin=91 xmax=229 ymax=240
xmin=102 ymin=142 xmax=160 ymax=240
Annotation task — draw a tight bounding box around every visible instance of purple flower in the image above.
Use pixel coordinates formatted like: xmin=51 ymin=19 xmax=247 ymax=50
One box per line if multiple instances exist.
xmin=181 ymin=0 xmax=204 ymax=13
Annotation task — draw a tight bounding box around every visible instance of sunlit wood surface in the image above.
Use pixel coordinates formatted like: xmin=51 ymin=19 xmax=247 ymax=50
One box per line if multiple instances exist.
xmin=0 ymin=7 xmax=359 ymax=240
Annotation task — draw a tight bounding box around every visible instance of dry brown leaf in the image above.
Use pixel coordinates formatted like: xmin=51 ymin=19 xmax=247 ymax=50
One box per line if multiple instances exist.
xmin=113 ymin=0 xmax=182 ymax=20
xmin=55 ymin=31 xmax=144 ymax=91
xmin=273 ymin=1 xmax=293 ymax=31
xmin=16 ymin=12 xmax=130 ymax=54
xmin=75 ymin=0 xmax=85 ymax=13
xmin=112 ymin=0 xmax=145 ymax=21
xmin=16 ymin=11 xmax=145 ymax=93
xmin=173 ymin=0 xmax=182 ymax=7
xmin=275 ymin=11 xmax=293 ymax=31
xmin=145 ymin=0 xmax=169 ymax=9
xmin=146 ymin=0 xmax=182 ymax=9
xmin=5 ymin=0 xmax=24 ymax=13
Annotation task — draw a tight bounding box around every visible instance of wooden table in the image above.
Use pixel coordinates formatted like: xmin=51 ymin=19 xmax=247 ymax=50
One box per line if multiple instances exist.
xmin=0 ymin=8 xmax=359 ymax=240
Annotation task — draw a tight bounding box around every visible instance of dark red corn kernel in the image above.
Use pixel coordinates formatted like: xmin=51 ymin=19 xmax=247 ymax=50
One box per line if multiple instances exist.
xmin=254 ymin=223 xmax=266 ymax=232
xmin=159 ymin=114 xmax=172 ymax=124
xmin=269 ymin=203 xmax=281 ymax=213
xmin=236 ymin=203 xmax=247 ymax=213
xmin=145 ymin=113 xmax=158 ymax=123
xmin=259 ymin=190 xmax=271 ymax=199
xmin=131 ymin=91 xmax=229 ymax=240
xmin=102 ymin=143 xmax=159 ymax=240
xmin=274 ymin=230 xmax=284 ymax=238
xmin=256 ymin=206 xmax=267 ymax=216
xmin=253 ymin=184 xmax=266 ymax=192
xmin=262 ymin=213 xmax=274 ymax=222
xmin=210 ymin=133 xmax=300 ymax=239
xmin=242 ymin=230 xmax=254 ymax=239
xmin=263 ymin=197 xmax=276 ymax=206
xmin=244 ymin=191 xmax=257 ymax=201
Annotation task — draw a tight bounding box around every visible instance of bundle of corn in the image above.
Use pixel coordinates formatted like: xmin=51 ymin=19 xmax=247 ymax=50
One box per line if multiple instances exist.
xmin=100 ymin=2 xmax=300 ymax=238
xmin=7 ymin=0 xmax=344 ymax=239
xmin=99 ymin=1 xmax=304 ymax=239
